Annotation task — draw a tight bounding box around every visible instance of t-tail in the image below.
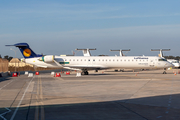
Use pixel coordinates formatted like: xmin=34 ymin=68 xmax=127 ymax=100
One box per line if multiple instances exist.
xmin=6 ymin=43 xmax=43 ymax=58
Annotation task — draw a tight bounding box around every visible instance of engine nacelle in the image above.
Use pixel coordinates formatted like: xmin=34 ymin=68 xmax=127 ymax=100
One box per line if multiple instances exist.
xmin=39 ymin=55 xmax=54 ymax=63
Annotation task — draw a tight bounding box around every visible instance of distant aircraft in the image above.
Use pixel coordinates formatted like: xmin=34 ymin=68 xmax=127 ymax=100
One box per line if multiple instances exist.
xmin=110 ymin=49 xmax=131 ymax=56
xmin=167 ymin=59 xmax=180 ymax=68
xmin=151 ymin=49 xmax=180 ymax=68
xmin=75 ymin=48 xmax=96 ymax=56
xmin=110 ymin=49 xmax=130 ymax=72
xmin=6 ymin=43 xmax=173 ymax=75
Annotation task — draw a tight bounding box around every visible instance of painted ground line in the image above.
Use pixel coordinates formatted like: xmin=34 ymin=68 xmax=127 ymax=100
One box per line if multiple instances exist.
xmin=10 ymin=76 xmax=34 ymax=120
xmin=0 ymin=107 xmax=11 ymax=120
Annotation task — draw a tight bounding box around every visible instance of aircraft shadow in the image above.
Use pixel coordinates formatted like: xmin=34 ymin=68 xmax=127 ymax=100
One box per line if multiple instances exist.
xmin=0 ymin=93 xmax=180 ymax=120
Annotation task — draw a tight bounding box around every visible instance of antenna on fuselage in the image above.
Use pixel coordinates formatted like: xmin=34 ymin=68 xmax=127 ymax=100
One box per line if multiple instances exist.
xmin=75 ymin=48 xmax=96 ymax=56
xmin=110 ymin=49 xmax=130 ymax=56
xmin=151 ymin=49 xmax=170 ymax=57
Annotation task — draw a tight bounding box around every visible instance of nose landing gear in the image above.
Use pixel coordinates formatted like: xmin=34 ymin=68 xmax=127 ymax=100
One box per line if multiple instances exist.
xmin=163 ymin=68 xmax=167 ymax=74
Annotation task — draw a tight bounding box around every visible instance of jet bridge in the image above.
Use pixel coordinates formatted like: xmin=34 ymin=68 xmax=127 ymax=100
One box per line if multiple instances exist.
xmin=75 ymin=48 xmax=96 ymax=56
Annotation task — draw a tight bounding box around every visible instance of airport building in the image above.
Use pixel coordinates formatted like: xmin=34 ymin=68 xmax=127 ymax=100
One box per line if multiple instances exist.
xmin=9 ymin=58 xmax=33 ymax=67
xmin=0 ymin=58 xmax=9 ymax=72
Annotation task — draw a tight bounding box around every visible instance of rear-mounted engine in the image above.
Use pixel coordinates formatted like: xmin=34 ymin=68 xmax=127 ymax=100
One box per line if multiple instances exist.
xmin=38 ymin=55 xmax=54 ymax=62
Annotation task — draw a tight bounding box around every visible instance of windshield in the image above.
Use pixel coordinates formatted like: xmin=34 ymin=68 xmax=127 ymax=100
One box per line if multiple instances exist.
xmin=158 ymin=58 xmax=167 ymax=61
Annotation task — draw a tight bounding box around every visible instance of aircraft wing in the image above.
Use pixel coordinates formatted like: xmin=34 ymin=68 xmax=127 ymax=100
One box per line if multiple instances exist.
xmin=64 ymin=65 xmax=108 ymax=71
xmin=53 ymin=59 xmax=107 ymax=71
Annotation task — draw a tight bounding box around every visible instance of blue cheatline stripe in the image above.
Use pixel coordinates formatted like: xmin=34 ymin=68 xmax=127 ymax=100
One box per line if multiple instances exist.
xmin=59 ymin=62 xmax=70 ymax=64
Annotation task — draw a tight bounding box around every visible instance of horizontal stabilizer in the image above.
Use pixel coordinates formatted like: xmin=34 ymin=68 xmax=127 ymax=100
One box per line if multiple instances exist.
xmin=151 ymin=49 xmax=170 ymax=51
xmin=110 ymin=49 xmax=130 ymax=56
xmin=6 ymin=43 xmax=29 ymax=47
xmin=110 ymin=49 xmax=130 ymax=51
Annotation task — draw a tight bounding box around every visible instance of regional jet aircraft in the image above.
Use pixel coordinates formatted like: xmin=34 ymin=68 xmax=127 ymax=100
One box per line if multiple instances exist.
xmin=6 ymin=43 xmax=173 ymax=75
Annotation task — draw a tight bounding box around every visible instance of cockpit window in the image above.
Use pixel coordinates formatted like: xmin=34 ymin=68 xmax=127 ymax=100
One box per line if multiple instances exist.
xmin=158 ymin=58 xmax=167 ymax=61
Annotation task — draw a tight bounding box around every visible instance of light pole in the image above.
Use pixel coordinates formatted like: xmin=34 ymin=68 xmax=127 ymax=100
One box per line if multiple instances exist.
xmin=10 ymin=48 xmax=17 ymax=72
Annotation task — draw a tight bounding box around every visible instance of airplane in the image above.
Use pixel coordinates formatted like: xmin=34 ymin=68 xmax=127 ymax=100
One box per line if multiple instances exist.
xmin=110 ymin=49 xmax=131 ymax=56
xmin=151 ymin=49 xmax=180 ymax=68
xmin=75 ymin=48 xmax=96 ymax=56
xmin=6 ymin=43 xmax=173 ymax=75
xmin=110 ymin=49 xmax=130 ymax=72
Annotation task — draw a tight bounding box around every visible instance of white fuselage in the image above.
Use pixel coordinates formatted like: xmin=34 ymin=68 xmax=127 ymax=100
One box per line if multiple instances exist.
xmin=25 ymin=56 xmax=173 ymax=70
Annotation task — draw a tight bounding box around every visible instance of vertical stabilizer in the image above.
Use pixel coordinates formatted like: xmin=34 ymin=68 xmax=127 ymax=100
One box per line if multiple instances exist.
xmin=6 ymin=43 xmax=42 ymax=58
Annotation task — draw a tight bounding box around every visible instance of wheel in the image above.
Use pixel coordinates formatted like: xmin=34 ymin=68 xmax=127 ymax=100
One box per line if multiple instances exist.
xmin=85 ymin=71 xmax=89 ymax=75
xmin=82 ymin=71 xmax=89 ymax=75
xmin=163 ymin=71 xmax=167 ymax=74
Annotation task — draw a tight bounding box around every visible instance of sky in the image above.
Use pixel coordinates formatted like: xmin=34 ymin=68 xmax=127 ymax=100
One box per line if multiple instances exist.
xmin=1 ymin=0 xmax=180 ymax=58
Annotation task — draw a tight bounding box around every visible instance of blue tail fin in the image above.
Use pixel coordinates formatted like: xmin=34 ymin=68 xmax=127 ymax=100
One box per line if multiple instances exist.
xmin=6 ymin=43 xmax=43 ymax=58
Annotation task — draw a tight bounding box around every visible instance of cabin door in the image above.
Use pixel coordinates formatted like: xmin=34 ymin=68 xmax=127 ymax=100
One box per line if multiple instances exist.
xmin=149 ymin=59 xmax=155 ymax=67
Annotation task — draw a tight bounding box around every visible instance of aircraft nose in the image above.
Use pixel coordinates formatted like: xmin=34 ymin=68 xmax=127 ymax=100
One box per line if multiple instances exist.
xmin=165 ymin=62 xmax=174 ymax=68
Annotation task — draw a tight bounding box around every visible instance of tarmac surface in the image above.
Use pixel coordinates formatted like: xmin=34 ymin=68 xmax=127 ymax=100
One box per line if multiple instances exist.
xmin=0 ymin=69 xmax=180 ymax=120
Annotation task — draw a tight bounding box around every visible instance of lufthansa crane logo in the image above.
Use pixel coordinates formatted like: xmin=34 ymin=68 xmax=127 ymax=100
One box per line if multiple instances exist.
xmin=23 ymin=49 xmax=31 ymax=57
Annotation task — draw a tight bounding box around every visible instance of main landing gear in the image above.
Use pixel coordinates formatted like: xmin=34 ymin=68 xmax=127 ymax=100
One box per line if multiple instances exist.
xmin=81 ymin=70 xmax=89 ymax=75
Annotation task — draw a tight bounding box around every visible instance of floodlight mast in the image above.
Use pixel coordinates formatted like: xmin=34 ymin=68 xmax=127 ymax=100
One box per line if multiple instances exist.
xmin=75 ymin=48 xmax=96 ymax=56
xmin=110 ymin=49 xmax=130 ymax=56
xmin=151 ymin=49 xmax=170 ymax=57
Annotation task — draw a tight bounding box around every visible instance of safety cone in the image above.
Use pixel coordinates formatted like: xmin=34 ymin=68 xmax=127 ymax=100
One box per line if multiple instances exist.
xmin=66 ymin=71 xmax=70 ymax=75
xmin=55 ymin=73 xmax=61 ymax=77
xmin=12 ymin=73 xmax=18 ymax=77
xmin=35 ymin=72 xmax=39 ymax=75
